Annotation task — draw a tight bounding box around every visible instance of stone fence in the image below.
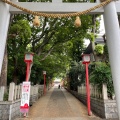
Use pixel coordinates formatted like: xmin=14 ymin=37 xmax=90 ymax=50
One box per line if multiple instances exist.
xmin=68 ymin=84 xmax=118 ymax=119
xmin=0 ymin=82 xmax=52 ymax=120
xmin=78 ymin=84 xmax=115 ymax=100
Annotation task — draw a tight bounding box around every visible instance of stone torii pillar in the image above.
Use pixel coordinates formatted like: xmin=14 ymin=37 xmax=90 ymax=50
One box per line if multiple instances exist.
xmin=0 ymin=1 xmax=10 ymax=75
xmin=103 ymin=1 xmax=120 ymax=117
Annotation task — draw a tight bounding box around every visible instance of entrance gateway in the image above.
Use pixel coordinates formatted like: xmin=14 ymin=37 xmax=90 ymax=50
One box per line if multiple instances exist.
xmin=0 ymin=0 xmax=120 ymax=119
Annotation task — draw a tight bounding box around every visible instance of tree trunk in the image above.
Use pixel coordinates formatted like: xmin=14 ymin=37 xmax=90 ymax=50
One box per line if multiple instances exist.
xmin=0 ymin=45 xmax=8 ymax=87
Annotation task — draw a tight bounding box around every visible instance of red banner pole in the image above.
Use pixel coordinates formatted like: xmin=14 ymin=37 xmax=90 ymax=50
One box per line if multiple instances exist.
xmin=44 ymin=74 xmax=46 ymax=95
xmin=26 ymin=62 xmax=30 ymax=82
xmin=85 ymin=63 xmax=91 ymax=116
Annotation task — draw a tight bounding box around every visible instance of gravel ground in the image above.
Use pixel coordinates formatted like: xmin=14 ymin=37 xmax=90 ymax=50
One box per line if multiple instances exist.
xmin=15 ymin=86 xmax=118 ymax=120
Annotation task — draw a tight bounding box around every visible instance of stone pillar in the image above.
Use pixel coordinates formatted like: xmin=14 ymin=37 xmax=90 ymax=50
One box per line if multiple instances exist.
xmin=92 ymin=85 xmax=95 ymax=97
xmin=80 ymin=86 xmax=82 ymax=94
xmin=81 ymin=84 xmax=84 ymax=94
xmin=52 ymin=0 xmax=62 ymax=3
xmin=0 ymin=86 xmax=5 ymax=101
xmin=94 ymin=85 xmax=97 ymax=98
xmin=30 ymin=86 xmax=33 ymax=95
xmin=8 ymin=82 xmax=15 ymax=101
xmin=103 ymin=1 xmax=120 ymax=119
xmin=83 ymin=84 xmax=85 ymax=95
xmin=35 ymin=85 xmax=38 ymax=99
xmin=80 ymin=86 xmax=81 ymax=94
xmin=102 ymin=84 xmax=108 ymax=100
xmin=0 ymin=1 xmax=10 ymax=75
xmin=34 ymin=85 xmax=37 ymax=94
xmin=33 ymin=86 xmax=35 ymax=95
xmin=17 ymin=85 xmax=20 ymax=99
xmin=14 ymin=85 xmax=17 ymax=100
xmin=96 ymin=86 xmax=99 ymax=98
xmin=82 ymin=84 xmax=84 ymax=94
xmin=90 ymin=84 xmax=92 ymax=96
xmin=20 ymin=84 xmax=22 ymax=98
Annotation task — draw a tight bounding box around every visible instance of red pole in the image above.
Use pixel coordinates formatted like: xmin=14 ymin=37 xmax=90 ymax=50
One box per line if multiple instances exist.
xmin=44 ymin=74 xmax=46 ymax=95
xmin=85 ymin=63 xmax=91 ymax=116
xmin=26 ymin=62 xmax=30 ymax=82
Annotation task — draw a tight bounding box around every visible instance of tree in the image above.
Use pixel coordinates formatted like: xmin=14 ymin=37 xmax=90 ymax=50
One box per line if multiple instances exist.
xmin=7 ymin=20 xmax=31 ymax=84
xmin=7 ymin=13 xmax=94 ymax=84
xmin=30 ymin=15 xmax=93 ymax=60
xmin=68 ymin=61 xmax=85 ymax=91
xmin=6 ymin=0 xmax=100 ymax=84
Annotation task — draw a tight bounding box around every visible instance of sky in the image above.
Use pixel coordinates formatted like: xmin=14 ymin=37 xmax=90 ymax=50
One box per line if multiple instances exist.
xmin=99 ymin=15 xmax=105 ymax=35
xmin=54 ymin=78 xmax=61 ymax=82
xmin=84 ymin=15 xmax=105 ymax=46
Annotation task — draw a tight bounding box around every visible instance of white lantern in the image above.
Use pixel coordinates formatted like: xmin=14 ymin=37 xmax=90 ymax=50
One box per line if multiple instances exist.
xmin=82 ymin=54 xmax=90 ymax=64
xmin=43 ymin=71 xmax=46 ymax=75
xmin=24 ymin=53 xmax=34 ymax=62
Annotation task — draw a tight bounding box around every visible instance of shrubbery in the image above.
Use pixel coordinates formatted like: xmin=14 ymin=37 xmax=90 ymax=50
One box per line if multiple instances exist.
xmin=90 ymin=62 xmax=114 ymax=98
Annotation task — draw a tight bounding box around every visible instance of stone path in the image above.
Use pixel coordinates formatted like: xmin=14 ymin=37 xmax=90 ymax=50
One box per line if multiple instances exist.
xmin=15 ymin=86 xmax=116 ymax=120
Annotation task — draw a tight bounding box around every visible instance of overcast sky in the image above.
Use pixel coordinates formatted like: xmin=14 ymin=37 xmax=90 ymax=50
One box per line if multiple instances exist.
xmin=84 ymin=15 xmax=105 ymax=46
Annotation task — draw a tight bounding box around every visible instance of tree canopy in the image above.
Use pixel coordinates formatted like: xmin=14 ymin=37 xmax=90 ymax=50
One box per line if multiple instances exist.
xmin=4 ymin=0 xmax=101 ymax=85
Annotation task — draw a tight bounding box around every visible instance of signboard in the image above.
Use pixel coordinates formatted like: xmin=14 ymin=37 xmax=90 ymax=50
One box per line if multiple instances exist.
xmin=20 ymin=81 xmax=31 ymax=113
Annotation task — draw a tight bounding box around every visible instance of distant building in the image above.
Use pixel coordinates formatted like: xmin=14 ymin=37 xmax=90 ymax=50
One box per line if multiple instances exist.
xmin=83 ymin=35 xmax=105 ymax=62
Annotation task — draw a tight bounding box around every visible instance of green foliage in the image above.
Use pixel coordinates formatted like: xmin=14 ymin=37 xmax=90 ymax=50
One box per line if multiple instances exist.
xmin=30 ymin=49 xmax=70 ymax=84
xmin=90 ymin=33 xmax=95 ymax=42
xmin=90 ymin=62 xmax=114 ymax=97
xmin=7 ymin=10 xmax=100 ymax=85
xmin=8 ymin=20 xmax=31 ymax=55
xmin=103 ymin=44 xmax=109 ymax=62
xmin=7 ymin=19 xmax=31 ymax=84
xmin=10 ymin=20 xmax=31 ymax=41
xmin=95 ymin=44 xmax=104 ymax=55
xmin=68 ymin=62 xmax=85 ymax=91
xmin=3 ymin=92 xmax=8 ymax=101
xmin=86 ymin=33 xmax=95 ymax=42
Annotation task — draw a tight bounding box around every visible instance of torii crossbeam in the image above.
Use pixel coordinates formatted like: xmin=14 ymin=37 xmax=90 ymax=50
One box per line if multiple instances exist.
xmin=9 ymin=0 xmax=120 ymax=14
xmin=0 ymin=0 xmax=120 ymax=119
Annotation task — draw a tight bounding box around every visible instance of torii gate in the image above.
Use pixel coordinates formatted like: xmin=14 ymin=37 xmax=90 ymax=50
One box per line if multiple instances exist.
xmin=0 ymin=0 xmax=120 ymax=118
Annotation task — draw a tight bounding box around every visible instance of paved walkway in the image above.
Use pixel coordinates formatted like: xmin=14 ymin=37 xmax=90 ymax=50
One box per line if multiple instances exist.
xmin=16 ymin=86 xmax=115 ymax=120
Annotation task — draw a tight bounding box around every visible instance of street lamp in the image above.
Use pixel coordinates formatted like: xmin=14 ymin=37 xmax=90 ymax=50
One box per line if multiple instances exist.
xmin=20 ymin=53 xmax=34 ymax=117
xmin=43 ymin=71 xmax=46 ymax=95
xmin=82 ymin=54 xmax=90 ymax=64
xmin=82 ymin=54 xmax=92 ymax=116
xmin=24 ymin=53 xmax=34 ymax=81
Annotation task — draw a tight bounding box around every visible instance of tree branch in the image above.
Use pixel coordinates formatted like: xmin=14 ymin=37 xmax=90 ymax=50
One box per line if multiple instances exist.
xmin=37 ymin=31 xmax=56 ymax=56
xmin=40 ymin=46 xmax=54 ymax=61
